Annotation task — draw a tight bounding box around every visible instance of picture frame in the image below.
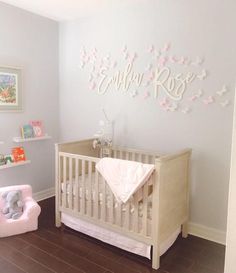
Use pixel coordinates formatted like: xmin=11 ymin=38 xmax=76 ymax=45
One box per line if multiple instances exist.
xmin=0 ymin=66 xmax=22 ymax=112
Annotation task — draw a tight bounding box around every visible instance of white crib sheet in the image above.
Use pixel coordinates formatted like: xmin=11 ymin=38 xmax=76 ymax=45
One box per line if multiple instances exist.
xmin=61 ymin=212 xmax=180 ymax=259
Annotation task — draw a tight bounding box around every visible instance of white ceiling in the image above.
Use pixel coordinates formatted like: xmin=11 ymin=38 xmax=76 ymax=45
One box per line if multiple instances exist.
xmin=0 ymin=0 xmax=144 ymax=21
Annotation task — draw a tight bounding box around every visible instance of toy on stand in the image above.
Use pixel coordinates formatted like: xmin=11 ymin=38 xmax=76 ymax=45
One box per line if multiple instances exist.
xmin=93 ymin=109 xmax=113 ymax=158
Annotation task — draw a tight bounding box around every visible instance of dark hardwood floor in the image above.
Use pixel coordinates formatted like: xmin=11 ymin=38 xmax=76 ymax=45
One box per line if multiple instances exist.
xmin=0 ymin=197 xmax=225 ymax=273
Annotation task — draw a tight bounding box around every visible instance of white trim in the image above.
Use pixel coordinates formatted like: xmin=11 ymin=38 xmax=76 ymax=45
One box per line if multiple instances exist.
xmin=33 ymin=187 xmax=55 ymax=202
xmin=189 ymin=222 xmax=226 ymax=245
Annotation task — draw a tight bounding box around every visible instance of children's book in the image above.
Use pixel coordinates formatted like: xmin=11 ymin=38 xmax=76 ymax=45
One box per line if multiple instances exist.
xmin=21 ymin=124 xmax=35 ymax=139
xmin=29 ymin=120 xmax=44 ymax=137
xmin=12 ymin=147 xmax=26 ymax=162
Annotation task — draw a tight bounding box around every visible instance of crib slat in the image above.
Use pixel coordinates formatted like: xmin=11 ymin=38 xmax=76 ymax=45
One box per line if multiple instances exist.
xmin=94 ymin=170 xmax=99 ymax=219
xmin=113 ymin=149 xmax=117 ymax=159
xmin=81 ymin=160 xmax=85 ymax=214
xmin=62 ymin=156 xmax=67 ymax=208
xmin=58 ymin=156 xmax=62 ymax=208
xmin=88 ymin=161 xmax=92 ymax=216
xmin=69 ymin=157 xmax=73 ymax=210
xmin=142 ymin=183 xmax=149 ymax=236
xmin=145 ymin=154 xmax=149 ymax=163
xmin=132 ymin=152 xmax=135 ymax=161
xmin=133 ymin=190 xmax=140 ymax=233
xmin=74 ymin=158 xmax=79 ymax=212
xmin=108 ymin=187 xmax=114 ymax=224
xmin=138 ymin=153 xmax=142 ymax=162
xmin=126 ymin=151 xmax=129 ymax=160
xmin=116 ymin=202 xmax=122 ymax=226
xmin=124 ymin=201 xmax=130 ymax=230
xmin=101 ymin=177 xmax=106 ymax=222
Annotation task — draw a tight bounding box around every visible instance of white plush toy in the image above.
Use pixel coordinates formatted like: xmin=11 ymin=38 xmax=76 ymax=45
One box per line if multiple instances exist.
xmin=2 ymin=190 xmax=24 ymax=220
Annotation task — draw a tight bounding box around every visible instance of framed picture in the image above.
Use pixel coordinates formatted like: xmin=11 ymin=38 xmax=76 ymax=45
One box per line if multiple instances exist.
xmin=0 ymin=66 xmax=22 ymax=112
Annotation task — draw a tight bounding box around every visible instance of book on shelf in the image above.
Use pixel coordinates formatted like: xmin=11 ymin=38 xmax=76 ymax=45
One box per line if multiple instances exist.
xmin=21 ymin=124 xmax=35 ymax=139
xmin=29 ymin=120 xmax=44 ymax=137
xmin=12 ymin=147 xmax=26 ymax=162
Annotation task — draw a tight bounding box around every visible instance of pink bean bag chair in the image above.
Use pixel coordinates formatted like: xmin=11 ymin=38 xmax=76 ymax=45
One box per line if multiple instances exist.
xmin=0 ymin=185 xmax=41 ymax=237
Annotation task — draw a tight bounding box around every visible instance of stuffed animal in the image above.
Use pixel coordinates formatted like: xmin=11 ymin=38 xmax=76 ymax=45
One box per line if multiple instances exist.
xmin=1 ymin=190 xmax=24 ymax=220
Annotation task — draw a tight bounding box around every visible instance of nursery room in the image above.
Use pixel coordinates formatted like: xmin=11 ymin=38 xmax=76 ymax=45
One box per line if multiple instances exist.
xmin=0 ymin=0 xmax=236 ymax=273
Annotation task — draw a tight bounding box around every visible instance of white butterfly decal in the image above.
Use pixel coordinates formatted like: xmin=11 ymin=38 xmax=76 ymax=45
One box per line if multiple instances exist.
xmin=182 ymin=107 xmax=191 ymax=114
xmin=220 ymin=100 xmax=230 ymax=107
xmin=130 ymin=90 xmax=138 ymax=98
xmin=216 ymin=85 xmax=228 ymax=96
xmin=191 ymin=56 xmax=204 ymax=66
xmin=197 ymin=69 xmax=207 ymax=80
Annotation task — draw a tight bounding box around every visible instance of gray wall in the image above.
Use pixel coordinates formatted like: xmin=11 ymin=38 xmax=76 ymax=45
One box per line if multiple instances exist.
xmin=0 ymin=2 xmax=59 ymax=193
xmin=59 ymin=0 xmax=236 ymax=233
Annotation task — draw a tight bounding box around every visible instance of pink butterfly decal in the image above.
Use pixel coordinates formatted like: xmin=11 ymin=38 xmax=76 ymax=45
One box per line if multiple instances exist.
xmin=112 ymin=61 xmax=117 ymax=68
xmin=157 ymin=56 xmax=167 ymax=67
xmin=148 ymin=45 xmax=155 ymax=53
xmin=178 ymin=56 xmax=185 ymax=65
xmin=148 ymin=71 xmax=155 ymax=81
xmin=159 ymin=97 xmax=169 ymax=107
xmin=188 ymin=95 xmax=197 ymax=102
xmin=89 ymin=82 xmax=96 ymax=90
xmin=125 ymin=52 xmax=129 ymax=60
xmin=122 ymin=45 xmax=127 ymax=53
xmin=169 ymin=56 xmax=178 ymax=63
xmin=143 ymin=91 xmax=150 ymax=99
xmin=203 ymin=96 xmax=214 ymax=105
xmin=162 ymin=42 xmax=171 ymax=52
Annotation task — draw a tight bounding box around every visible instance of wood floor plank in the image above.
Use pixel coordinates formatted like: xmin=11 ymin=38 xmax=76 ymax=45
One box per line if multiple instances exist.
xmin=24 ymin=231 xmax=106 ymax=273
xmin=21 ymin=245 xmax=84 ymax=273
xmin=0 ymin=256 xmax=26 ymax=273
xmin=34 ymin=229 xmax=90 ymax=257
xmin=0 ymin=242 xmax=54 ymax=273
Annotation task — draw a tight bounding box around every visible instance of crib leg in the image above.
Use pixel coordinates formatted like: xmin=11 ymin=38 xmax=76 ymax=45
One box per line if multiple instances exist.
xmin=182 ymin=221 xmax=188 ymax=238
xmin=152 ymin=245 xmax=160 ymax=270
xmin=60 ymin=223 xmax=65 ymax=232
xmin=55 ymin=211 xmax=61 ymax=228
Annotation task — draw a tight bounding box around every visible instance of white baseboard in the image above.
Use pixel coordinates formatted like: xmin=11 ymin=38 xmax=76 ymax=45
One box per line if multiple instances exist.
xmin=189 ymin=222 xmax=226 ymax=245
xmin=33 ymin=187 xmax=55 ymax=202
xmin=32 ymin=188 xmax=226 ymax=245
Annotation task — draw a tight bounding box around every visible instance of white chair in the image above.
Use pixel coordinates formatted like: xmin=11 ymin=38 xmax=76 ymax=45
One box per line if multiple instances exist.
xmin=0 ymin=184 xmax=41 ymax=237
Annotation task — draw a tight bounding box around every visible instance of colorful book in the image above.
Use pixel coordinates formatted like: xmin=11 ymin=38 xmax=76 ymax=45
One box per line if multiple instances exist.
xmin=12 ymin=147 xmax=26 ymax=162
xmin=4 ymin=154 xmax=14 ymax=164
xmin=21 ymin=124 xmax=35 ymax=139
xmin=29 ymin=120 xmax=44 ymax=137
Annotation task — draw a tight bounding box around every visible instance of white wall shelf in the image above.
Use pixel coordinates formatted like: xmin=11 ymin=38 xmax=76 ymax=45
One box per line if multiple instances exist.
xmin=13 ymin=135 xmax=51 ymax=143
xmin=0 ymin=160 xmax=31 ymax=170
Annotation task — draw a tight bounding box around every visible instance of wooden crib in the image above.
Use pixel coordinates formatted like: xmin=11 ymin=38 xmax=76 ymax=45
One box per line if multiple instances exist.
xmin=55 ymin=139 xmax=191 ymax=270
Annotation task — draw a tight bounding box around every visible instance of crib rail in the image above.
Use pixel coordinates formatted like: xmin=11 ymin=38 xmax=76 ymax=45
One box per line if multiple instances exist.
xmin=57 ymin=150 xmax=154 ymax=243
xmin=112 ymin=146 xmax=157 ymax=164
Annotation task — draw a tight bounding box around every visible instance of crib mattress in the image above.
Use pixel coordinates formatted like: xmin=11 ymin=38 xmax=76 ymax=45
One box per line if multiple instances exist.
xmin=61 ymin=212 xmax=180 ymax=259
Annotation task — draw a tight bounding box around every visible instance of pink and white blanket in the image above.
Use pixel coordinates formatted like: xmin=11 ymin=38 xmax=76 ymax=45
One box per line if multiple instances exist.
xmin=96 ymin=158 xmax=154 ymax=203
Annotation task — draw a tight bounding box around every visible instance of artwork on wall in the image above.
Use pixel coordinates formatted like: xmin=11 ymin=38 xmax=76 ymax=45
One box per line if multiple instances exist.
xmin=79 ymin=43 xmax=232 ymax=114
xmin=0 ymin=66 xmax=22 ymax=112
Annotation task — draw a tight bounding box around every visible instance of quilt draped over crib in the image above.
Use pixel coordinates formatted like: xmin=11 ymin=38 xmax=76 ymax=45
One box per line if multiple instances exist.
xmin=96 ymin=157 xmax=154 ymax=203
